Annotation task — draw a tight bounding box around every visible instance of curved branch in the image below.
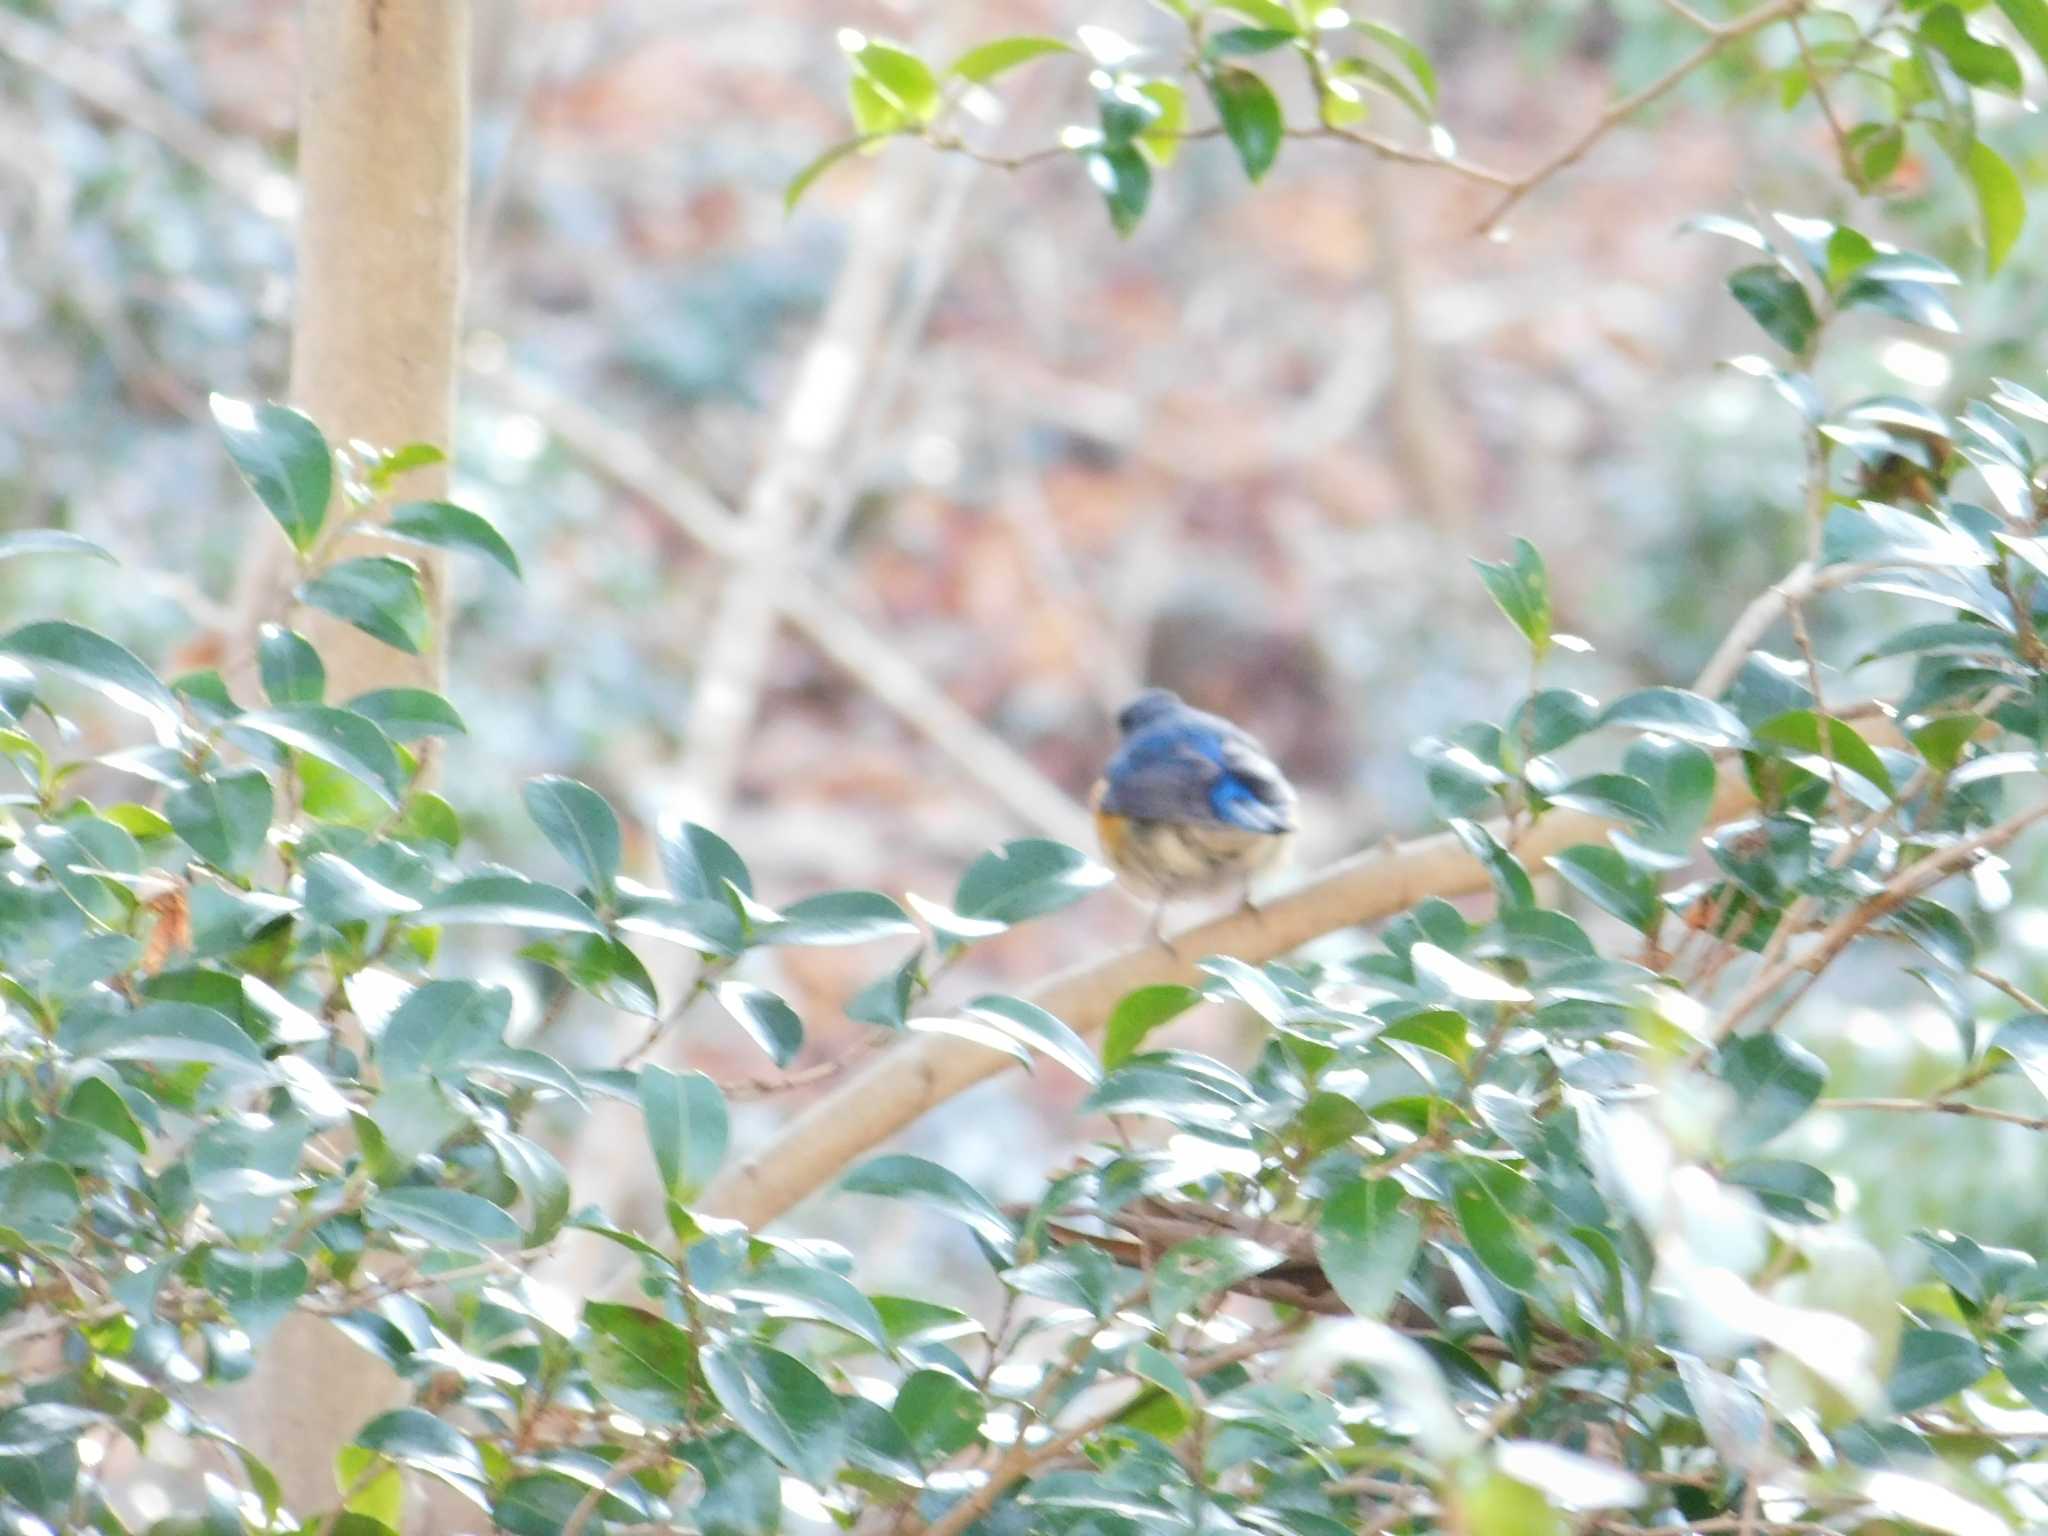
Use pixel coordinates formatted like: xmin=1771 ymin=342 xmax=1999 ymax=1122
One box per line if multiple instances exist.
xmin=700 ymin=768 xmax=1760 ymax=1229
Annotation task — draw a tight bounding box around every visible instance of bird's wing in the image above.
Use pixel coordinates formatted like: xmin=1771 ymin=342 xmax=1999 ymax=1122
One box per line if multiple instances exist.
xmin=1209 ymin=727 xmax=1297 ymax=833
xmin=1103 ymin=719 xmax=1296 ymax=833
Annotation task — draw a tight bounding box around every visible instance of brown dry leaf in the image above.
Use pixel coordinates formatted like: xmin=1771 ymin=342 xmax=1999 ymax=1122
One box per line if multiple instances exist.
xmin=142 ymin=880 xmax=192 ymax=976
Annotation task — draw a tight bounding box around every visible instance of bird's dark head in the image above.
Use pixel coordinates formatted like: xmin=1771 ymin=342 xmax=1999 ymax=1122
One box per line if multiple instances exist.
xmin=1116 ymin=688 xmax=1185 ymax=736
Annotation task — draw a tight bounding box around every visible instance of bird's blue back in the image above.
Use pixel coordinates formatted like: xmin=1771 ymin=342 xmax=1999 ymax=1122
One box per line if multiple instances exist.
xmin=1099 ymin=696 xmax=1295 ymax=834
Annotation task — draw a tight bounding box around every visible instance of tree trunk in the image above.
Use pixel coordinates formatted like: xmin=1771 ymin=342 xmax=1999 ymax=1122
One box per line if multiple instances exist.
xmin=228 ymin=1 xmax=470 ymax=1517
xmin=232 ymin=0 xmax=469 ymax=696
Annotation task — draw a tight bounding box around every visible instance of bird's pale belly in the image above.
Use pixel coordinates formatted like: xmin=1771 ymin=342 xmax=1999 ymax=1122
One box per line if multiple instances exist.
xmin=1094 ymin=810 xmax=1293 ymax=899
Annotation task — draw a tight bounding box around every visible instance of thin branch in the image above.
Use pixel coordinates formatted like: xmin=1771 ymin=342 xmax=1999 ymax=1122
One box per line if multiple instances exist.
xmin=1787 ymin=13 xmax=1851 ymax=175
xmin=1477 ymin=0 xmax=1806 ymax=234
xmin=1972 ymin=965 xmax=2048 ymax=1015
xmin=700 ymin=758 xmax=1763 ymax=1229
xmin=1690 ymin=561 xmax=1878 ymax=697
xmin=1820 ymin=1096 xmax=2048 ymax=1132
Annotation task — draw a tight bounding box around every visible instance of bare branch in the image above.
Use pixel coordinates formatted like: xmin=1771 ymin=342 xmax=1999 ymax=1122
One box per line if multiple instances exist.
xmin=1477 ymin=0 xmax=1806 ymax=235
xmin=1821 ymin=1097 xmax=2048 ymax=1132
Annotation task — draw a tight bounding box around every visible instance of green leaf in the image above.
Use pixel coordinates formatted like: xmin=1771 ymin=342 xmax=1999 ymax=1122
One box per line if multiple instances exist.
xmin=584 ymin=1300 xmax=700 ymax=1423
xmin=1963 ymin=138 xmax=2025 ymax=274
xmin=1724 ymin=1159 xmax=1838 ymax=1223
xmin=1086 ymin=144 xmax=1152 ymax=236
xmin=0 ymin=529 xmax=113 ymax=563
xmin=1209 ymin=26 xmax=1296 ymax=57
xmin=1454 ymin=1163 xmax=1539 ymax=1293
xmin=892 ymin=1370 xmax=983 ymax=1461
xmin=344 ymin=687 xmax=466 ymax=743
xmin=424 ymin=874 xmax=605 ymax=933
xmin=954 ymin=838 xmax=1112 ymax=924
xmin=0 ymin=620 xmax=180 ymax=734
xmin=662 ymin=820 xmax=754 ymax=901
xmin=1316 ymin=1178 xmax=1422 ymax=1320
xmin=379 ymin=980 xmax=512 ymax=1080
xmin=1137 ymin=80 xmax=1188 ymax=166
xmin=0 ymin=1160 xmax=81 ymax=1244
xmin=74 ymin=1001 xmax=267 ymax=1074
xmin=486 ymin=1129 xmax=570 ymax=1246
xmin=1104 ymin=984 xmax=1201 ymax=1069
xmin=230 ymin=705 xmax=404 ymax=805
xmin=841 ymin=1154 xmax=1017 ymax=1258
xmin=298 ymin=555 xmax=431 ymax=656
xmin=353 ymin=1408 xmax=484 ymax=1488
xmin=1821 ymin=501 xmax=1989 ymax=569
xmin=523 ymin=775 xmax=622 ymax=896
xmin=641 ymin=1066 xmax=728 ymax=1201
xmin=762 ymin=890 xmax=918 ymax=947
xmin=1448 ymin=818 xmax=1536 ymax=911
xmin=1207 ymin=66 xmax=1284 ymax=181
xmin=165 ymin=767 xmax=274 ymax=875
xmin=1473 ymin=538 xmax=1551 ymax=656
xmin=961 ymin=993 xmax=1100 ymax=1083
xmin=1753 ymin=710 xmax=1896 ymax=800
xmin=1728 ymin=264 xmax=1818 ymax=355
xmin=1547 ymin=845 xmax=1659 ymax=933
xmin=1919 ymin=5 xmax=2022 ymax=93
xmin=786 ymin=135 xmax=881 ymax=213
xmin=366 ymin=1187 xmax=520 ymax=1251
xmin=1887 ymin=1327 xmax=1987 ymax=1411
xmin=385 ymin=500 xmax=522 ymax=577
xmin=305 ymin=851 xmax=423 ymax=925
xmin=704 ymin=1340 xmax=844 ymax=1485
xmin=947 ymin=35 xmax=1072 ymax=81
xmin=257 ymin=625 xmax=325 ymax=706
xmin=1998 ymin=0 xmax=2048 ymax=67
xmin=201 ymin=1248 xmax=306 ymax=1337
xmin=1354 ymin=19 xmax=1437 ymax=107
xmin=722 ymin=1263 xmax=889 ymax=1351
xmin=1716 ymin=1034 xmax=1826 ymax=1152
xmin=525 ymin=934 xmax=658 ymax=1015
xmin=211 ymin=394 xmax=332 ymax=554
xmin=717 ymin=981 xmax=803 ymax=1067
xmin=1989 ymin=1014 xmax=2048 ymax=1102
xmin=1152 ymin=1235 xmax=1282 ymax=1326
xmin=845 ymin=35 xmax=940 ymax=123
xmin=1599 ymin=687 xmax=1750 ymax=748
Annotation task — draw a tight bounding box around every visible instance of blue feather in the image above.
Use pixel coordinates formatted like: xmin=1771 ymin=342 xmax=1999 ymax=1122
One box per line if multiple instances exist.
xmin=1208 ymin=773 xmax=1290 ymax=832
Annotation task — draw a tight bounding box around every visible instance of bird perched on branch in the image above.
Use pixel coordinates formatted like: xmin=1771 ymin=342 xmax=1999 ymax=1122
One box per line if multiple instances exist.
xmin=1091 ymin=688 xmax=1298 ymax=945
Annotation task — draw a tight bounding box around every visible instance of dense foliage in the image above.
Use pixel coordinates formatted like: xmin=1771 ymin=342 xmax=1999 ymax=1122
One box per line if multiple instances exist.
xmin=4 ymin=201 xmax=2048 ymax=1534
xmin=10 ymin=3 xmax=2048 ymax=1535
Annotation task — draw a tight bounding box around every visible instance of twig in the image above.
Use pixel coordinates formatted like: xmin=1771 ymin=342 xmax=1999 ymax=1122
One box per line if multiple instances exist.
xmin=561 ymin=1444 xmax=668 ymax=1536
xmin=1972 ymin=965 xmax=2048 ymax=1015
xmin=1819 ymin=1097 xmax=2048 ymax=1132
xmin=1690 ymin=562 xmax=1878 ymax=697
xmin=1788 ymin=13 xmax=1852 ymax=175
xmin=1477 ymin=0 xmax=1806 ymax=234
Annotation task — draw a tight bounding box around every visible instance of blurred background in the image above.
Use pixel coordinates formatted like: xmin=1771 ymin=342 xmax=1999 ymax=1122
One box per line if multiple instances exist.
xmin=5 ymin=0 xmax=2047 ymax=1301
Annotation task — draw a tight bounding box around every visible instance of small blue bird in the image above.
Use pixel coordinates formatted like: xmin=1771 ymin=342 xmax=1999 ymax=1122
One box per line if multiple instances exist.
xmin=1092 ymin=688 xmax=1298 ymax=944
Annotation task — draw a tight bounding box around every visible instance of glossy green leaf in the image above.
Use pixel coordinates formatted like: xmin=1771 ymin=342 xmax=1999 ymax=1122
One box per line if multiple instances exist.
xmin=1207 ymin=66 xmax=1284 ymax=181
xmin=366 ymin=1187 xmax=520 ymax=1251
xmin=841 ymin=1154 xmax=1016 ymax=1258
xmin=166 ymin=767 xmax=273 ymax=875
xmin=385 ymin=499 xmax=522 ymax=577
xmin=1728 ymin=264 xmax=1818 ymax=355
xmin=0 ymin=529 xmax=113 ymax=563
xmin=954 ymin=838 xmax=1111 ymax=924
xmin=298 ymin=555 xmax=431 ymax=656
xmin=211 ymin=394 xmax=331 ymax=553
xmin=379 ymin=980 xmax=512 ymax=1080
xmin=641 ymin=1065 xmax=728 ymax=1201
xmin=1454 ymin=1163 xmax=1540 ymax=1292
xmin=1087 ymin=144 xmax=1153 ymax=236
xmin=1152 ymin=1235 xmax=1282 ymax=1326
xmin=1887 ymin=1327 xmax=1987 ymax=1411
xmin=662 ymin=819 xmax=754 ymax=901
xmin=717 ymin=981 xmax=803 ymax=1067
xmin=1717 ymin=1034 xmax=1826 ymax=1151
xmin=74 ymin=1001 xmax=267 ymax=1074
xmin=1316 ymin=1177 xmax=1422 ymax=1320
xmin=257 ymin=625 xmax=325 ymax=706
xmin=1104 ymin=983 xmax=1201 ymax=1068
xmin=0 ymin=620 xmax=180 ymax=734
xmin=230 ymin=706 xmax=404 ymax=805
xmin=1599 ymin=687 xmax=1750 ymax=748
xmin=722 ymin=1263 xmax=889 ymax=1351
xmin=1963 ymin=138 xmax=2025 ymax=274
xmin=962 ymin=993 xmax=1099 ymax=1083
xmin=584 ymin=1300 xmax=699 ymax=1423
xmin=424 ymin=874 xmax=604 ymax=933
xmin=702 ymin=1340 xmax=844 ymax=1484
xmin=344 ymin=687 xmax=466 ymax=743
xmin=353 ymin=1407 xmax=484 ymax=1487
xmin=1547 ymin=845 xmax=1659 ymax=933
xmin=523 ymin=774 xmax=621 ymax=896
xmin=1474 ymin=538 xmax=1551 ymax=656
xmin=763 ymin=890 xmax=917 ymax=947
xmin=948 ymin=35 xmax=1072 ymax=81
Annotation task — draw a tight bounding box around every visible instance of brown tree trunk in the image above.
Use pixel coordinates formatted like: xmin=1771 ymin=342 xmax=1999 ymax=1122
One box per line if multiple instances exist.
xmin=227 ymin=1 xmax=470 ymax=1518
xmin=231 ymin=0 xmax=468 ymax=696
